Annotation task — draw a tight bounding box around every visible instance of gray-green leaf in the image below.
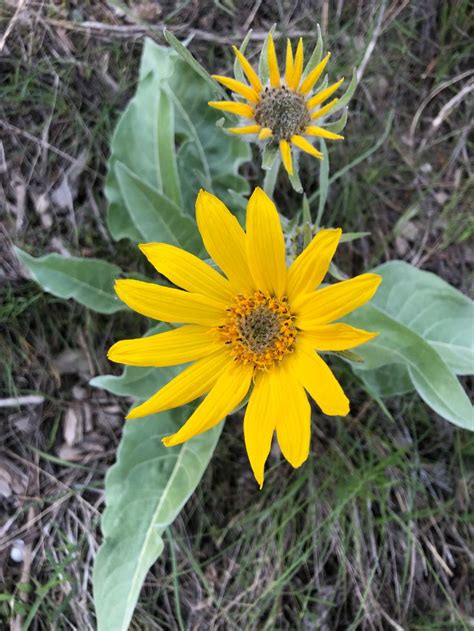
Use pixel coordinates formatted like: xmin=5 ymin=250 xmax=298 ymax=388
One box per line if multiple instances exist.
xmin=347 ymin=261 xmax=473 ymax=430
xmin=115 ymin=161 xmax=202 ymax=255
xmin=93 ymin=409 xmax=223 ymax=631
xmin=106 ymin=38 xmax=250 ymax=243
xmin=15 ymin=248 xmax=123 ymax=314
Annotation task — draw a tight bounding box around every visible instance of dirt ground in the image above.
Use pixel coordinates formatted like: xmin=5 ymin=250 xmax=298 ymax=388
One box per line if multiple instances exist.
xmin=1 ymin=1 xmax=473 ymax=629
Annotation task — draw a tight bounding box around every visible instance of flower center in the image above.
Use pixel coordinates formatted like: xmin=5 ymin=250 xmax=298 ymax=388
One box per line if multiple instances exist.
xmin=255 ymin=87 xmax=310 ymax=141
xmin=219 ymin=291 xmax=297 ymax=369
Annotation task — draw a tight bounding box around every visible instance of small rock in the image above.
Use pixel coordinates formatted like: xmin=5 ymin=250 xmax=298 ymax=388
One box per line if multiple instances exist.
xmin=395 ymin=236 xmax=409 ymax=256
xmin=400 ymin=221 xmax=419 ymax=241
xmin=10 ymin=539 xmax=25 ymax=563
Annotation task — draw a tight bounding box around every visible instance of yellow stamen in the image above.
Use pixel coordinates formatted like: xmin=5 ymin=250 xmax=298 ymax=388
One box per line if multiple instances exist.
xmin=258 ymin=127 xmax=273 ymax=140
xmin=290 ymin=135 xmax=323 ymax=159
xmin=232 ymin=46 xmax=263 ymax=93
xmin=228 ymin=125 xmax=261 ymax=135
xmin=307 ymin=78 xmax=344 ymax=109
xmin=208 ymin=101 xmax=255 ymax=118
xmin=218 ymin=291 xmax=296 ymax=369
xmin=299 ymin=52 xmax=331 ymax=95
xmin=285 ymin=39 xmax=294 ymax=85
xmin=267 ymin=32 xmax=280 ymax=88
xmin=305 ymin=126 xmax=344 ymax=140
xmin=288 ymin=38 xmax=304 ymax=90
xmin=279 ymin=139 xmax=293 ymax=175
xmin=310 ymin=98 xmax=339 ymax=120
xmin=212 ymin=75 xmax=260 ymax=104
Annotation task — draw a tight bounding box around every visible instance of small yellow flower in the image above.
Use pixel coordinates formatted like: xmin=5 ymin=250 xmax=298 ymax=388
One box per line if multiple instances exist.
xmin=109 ymin=189 xmax=380 ymax=487
xmin=209 ymin=34 xmax=345 ymax=175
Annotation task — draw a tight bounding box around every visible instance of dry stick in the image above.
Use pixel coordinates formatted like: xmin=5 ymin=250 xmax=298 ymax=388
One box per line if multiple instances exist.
xmin=321 ymin=0 xmax=329 ymax=35
xmin=0 ymin=395 xmax=45 ymax=407
xmin=0 ymin=0 xmax=28 ymax=53
xmin=432 ymin=81 xmax=474 ymax=130
xmin=242 ymin=0 xmax=263 ymax=32
xmin=417 ymin=80 xmax=474 ymax=156
xmin=356 ymin=0 xmax=387 ymax=84
xmin=408 ymin=69 xmax=474 ymax=148
xmin=0 ymin=119 xmax=98 ymax=175
xmin=43 ymin=18 xmax=320 ymax=42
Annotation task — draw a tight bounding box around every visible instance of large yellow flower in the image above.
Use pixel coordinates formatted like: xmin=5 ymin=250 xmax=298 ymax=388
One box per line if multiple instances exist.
xmin=109 ymin=189 xmax=380 ymax=487
xmin=209 ymin=33 xmax=345 ymax=175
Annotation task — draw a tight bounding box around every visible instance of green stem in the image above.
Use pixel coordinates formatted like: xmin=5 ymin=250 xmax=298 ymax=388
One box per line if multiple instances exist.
xmin=263 ymin=153 xmax=281 ymax=198
xmin=302 ymin=194 xmax=312 ymax=250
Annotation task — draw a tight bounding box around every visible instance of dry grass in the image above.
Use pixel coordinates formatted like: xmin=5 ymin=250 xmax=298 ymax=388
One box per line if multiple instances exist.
xmin=1 ymin=1 xmax=472 ymax=629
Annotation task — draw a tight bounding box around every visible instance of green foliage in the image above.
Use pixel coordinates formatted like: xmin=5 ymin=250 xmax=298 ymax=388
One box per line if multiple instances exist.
xmin=90 ymin=324 xmax=179 ymax=399
xmin=14 ymin=248 xmax=123 ymax=314
xmin=90 ymin=363 xmax=173 ymax=400
xmin=12 ymin=23 xmax=473 ymax=631
xmin=114 ymin=161 xmax=202 ymax=254
xmin=93 ymin=408 xmax=223 ymax=631
xmin=348 ymin=261 xmax=473 ymax=430
xmin=331 ymin=68 xmax=357 ymax=117
xmin=106 ymin=38 xmax=250 ymax=243
xmin=301 ymin=24 xmax=324 ymax=79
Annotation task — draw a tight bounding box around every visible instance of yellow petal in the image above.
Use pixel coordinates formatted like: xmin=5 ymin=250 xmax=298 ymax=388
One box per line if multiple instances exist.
xmin=228 ymin=125 xmax=261 ymax=135
xmin=290 ymin=341 xmax=349 ymax=416
xmin=258 ymin=127 xmax=273 ymax=140
xmin=290 ymin=135 xmax=323 ymax=159
xmin=126 ymin=350 xmax=231 ymax=419
xmin=108 ymin=324 xmax=221 ymax=367
xmin=310 ymin=98 xmax=339 ymax=120
xmin=162 ymin=360 xmax=253 ymax=446
xmin=294 ymin=273 xmax=382 ymax=328
xmin=211 ymin=75 xmax=260 ymax=103
xmin=273 ymin=361 xmax=311 ymax=468
xmin=232 ymin=46 xmax=263 ymax=93
xmin=267 ymin=32 xmax=280 ymax=88
xmin=285 ymin=39 xmax=294 ymax=85
xmin=305 ymin=126 xmax=344 ymax=141
xmin=287 ymin=228 xmax=342 ymax=301
xmin=299 ymin=52 xmax=331 ymax=95
xmin=307 ymin=78 xmax=344 ymax=109
xmin=288 ymin=38 xmax=304 ymax=90
xmin=139 ymin=242 xmax=234 ymax=304
xmin=279 ymin=139 xmax=293 ymax=175
xmin=244 ymin=371 xmax=276 ymax=488
xmin=246 ymin=187 xmax=287 ymax=298
xmin=300 ymin=324 xmax=378 ymax=351
xmin=115 ymin=279 xmax=227 ymax=326
xmin=196 ymin=190 xmax=255 ymax=293
xmin=208 ymin=101 xmax=255 ymax=118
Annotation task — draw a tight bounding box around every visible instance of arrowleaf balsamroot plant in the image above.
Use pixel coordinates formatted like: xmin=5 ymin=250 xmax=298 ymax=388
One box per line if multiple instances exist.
xmin=13 ymin=28 xmax=473 ymax=631
xmin=108 ymin=188 xmax=381 ymax=487
xmin=209 ymin=32 xmax=345 ymax=175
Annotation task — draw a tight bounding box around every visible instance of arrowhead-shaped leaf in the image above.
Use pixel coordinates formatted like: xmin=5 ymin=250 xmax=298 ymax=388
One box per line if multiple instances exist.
xmin=106 ymin=38 xmax=250 ymax=243
xmin=15 ymin=248 xmax=123 ymax=314
xmin=348 ymin=261 xmax=473 ymax=430
xmin=93 ymin=408 xmax=223 ymax=631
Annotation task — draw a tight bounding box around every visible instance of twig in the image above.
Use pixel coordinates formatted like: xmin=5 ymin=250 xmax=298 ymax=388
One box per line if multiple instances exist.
xmin=0 ymin=119 xmax=98 ymax=175
xmin=0 ymin=0 xmax=27 ymax=53
xmin=356 ymin=1 xmax=387 ymax=84
xmin=0 ymin=395 xmax=45 ymax=408
xmin=321 ymin=0 xmax=329 ymax=35
xmin=242 ymin=0 xmax=263 ymax=32
xmin=408 ymin=70 xmax=474 ymax=148
xmin=43 ymin=18 xmax=320 ymax=43
xmin=431 ymin=81 xmax=474 ymax=131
